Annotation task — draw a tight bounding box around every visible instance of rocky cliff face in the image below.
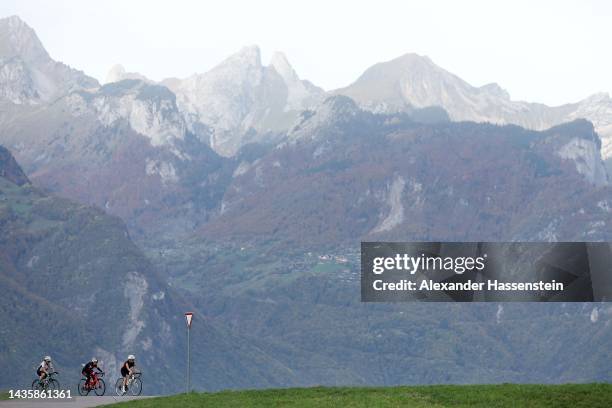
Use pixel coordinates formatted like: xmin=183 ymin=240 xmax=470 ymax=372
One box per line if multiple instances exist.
xmin=69 ymin=80 xmax=188 ymax=149
xmin=544 ymin=120 xmax=609 ymax=187
xmin=566 ymin=93 xmax=612 ymax=160
xmin=162 ymin=46 xmax=324 ymax=156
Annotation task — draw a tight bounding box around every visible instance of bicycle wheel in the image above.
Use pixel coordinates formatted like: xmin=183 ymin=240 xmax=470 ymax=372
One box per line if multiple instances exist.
xmin=114 ymin=378 xmax=125 ymax=396
xmin=77 ymin=378 xmax=89 ymax=396
xmin=31 ymin=379 xmax=42 ymax=391
xmin=48 ymin=379 xmax=60 ymax=391
xmin=94 ymin=378 xmax=106 ymax=396
xmin=129 ymin=378 xmax=142 ymax=396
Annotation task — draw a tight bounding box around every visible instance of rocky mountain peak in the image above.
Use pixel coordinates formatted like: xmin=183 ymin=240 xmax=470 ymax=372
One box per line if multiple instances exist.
xmin=0 ymin=16 xmax=98 ymax=104
xmin=358 ymin=53 xmax=437 ymax=80
xmin=334 ymin=52 xmax=463 ymax=114
xmin=267 ymin=50 xmax=325 ymax=113
xmin=269 ymin=51 xmax=298 ymax=84
xmin=216 ymin=45 xmax=262 ymax=72
xmin=163 ymin=45 xmax=306 ymax=156
xmin=480 ymin=82 xmax=511 ymax=100
xmin=392 ymin=52 xmax=435 ymax=66
xmin=0 ymin=15 xmax=49 ymax=64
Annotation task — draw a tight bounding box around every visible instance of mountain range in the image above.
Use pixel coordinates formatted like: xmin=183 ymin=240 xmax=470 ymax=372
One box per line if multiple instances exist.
xmin=101 ymin=33 xmax=612 ymax=165
xmin=0 ymin=15 xmax=611 ymax=392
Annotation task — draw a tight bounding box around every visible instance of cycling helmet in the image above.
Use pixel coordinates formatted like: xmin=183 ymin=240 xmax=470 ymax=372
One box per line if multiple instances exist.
xmin=44 ymin=356 xmax=52 ymax=362
xmin=128 ymin=354 xmax=135 ymax=361
xmin=91 ymin=358 xmax=98 ymax=363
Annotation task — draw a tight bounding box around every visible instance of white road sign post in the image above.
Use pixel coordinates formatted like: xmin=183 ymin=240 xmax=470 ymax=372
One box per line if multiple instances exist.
xmin=185 ymin=312 xmax=193 ymax=393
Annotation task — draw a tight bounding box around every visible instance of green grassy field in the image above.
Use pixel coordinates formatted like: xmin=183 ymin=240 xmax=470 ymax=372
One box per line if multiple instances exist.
xmin=113 ymin=384 xmax=611 ymax=407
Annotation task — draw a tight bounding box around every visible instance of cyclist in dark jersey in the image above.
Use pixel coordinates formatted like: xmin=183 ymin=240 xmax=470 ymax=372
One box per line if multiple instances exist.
xmin=82 ymin=358 xmax=103 ymax=386
xmin=120 ymin=355 xmax=136 ymax=393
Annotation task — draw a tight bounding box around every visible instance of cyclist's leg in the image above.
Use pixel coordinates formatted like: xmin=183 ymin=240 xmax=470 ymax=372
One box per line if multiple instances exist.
xmin=121 ymin=368 xmax=129 ymax=390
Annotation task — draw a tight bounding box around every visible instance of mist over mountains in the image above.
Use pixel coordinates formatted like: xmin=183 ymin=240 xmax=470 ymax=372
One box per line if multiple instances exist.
xmin=0 ymin=15 xmax=611 ymax=392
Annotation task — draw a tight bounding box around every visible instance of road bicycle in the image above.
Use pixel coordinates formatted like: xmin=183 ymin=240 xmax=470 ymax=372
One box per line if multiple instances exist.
xmin=115 ymin=372 xmax=142 ymax=396
xmin=78 ymin=371 xmax=106 ymax=396
xmin=31 ymin=371 xmax=60 ymax=391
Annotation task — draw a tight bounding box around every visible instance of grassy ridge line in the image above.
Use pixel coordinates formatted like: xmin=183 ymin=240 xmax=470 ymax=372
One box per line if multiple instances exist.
xmin=112 ymin=384 xmax=611 ymax=407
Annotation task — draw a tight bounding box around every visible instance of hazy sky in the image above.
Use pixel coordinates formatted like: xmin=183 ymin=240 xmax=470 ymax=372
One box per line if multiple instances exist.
xmin=1 ymin=0 xmax=610 ymax=106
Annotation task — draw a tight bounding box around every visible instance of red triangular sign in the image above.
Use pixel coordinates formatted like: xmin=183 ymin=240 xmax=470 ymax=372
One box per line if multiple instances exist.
xmin=185 ymin=312 xmax=193 ymax=328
